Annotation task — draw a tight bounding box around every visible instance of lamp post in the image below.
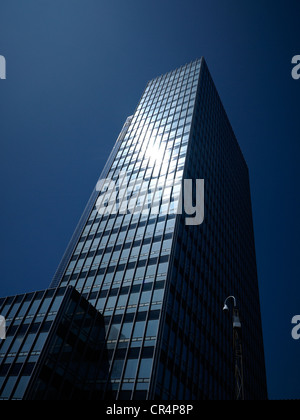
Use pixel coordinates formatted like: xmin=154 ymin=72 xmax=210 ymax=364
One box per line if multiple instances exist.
xmin=223 ymin=296 xmax=244 ymax=400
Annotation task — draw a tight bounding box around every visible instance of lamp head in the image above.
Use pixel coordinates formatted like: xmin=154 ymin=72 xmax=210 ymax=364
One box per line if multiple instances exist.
xmin=223 ymin=304 xmax=229 ymax=312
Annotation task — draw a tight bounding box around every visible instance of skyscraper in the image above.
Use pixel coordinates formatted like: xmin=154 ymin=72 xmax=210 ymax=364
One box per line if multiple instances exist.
xmin=0 ymin=58 xmax=268 ymax=400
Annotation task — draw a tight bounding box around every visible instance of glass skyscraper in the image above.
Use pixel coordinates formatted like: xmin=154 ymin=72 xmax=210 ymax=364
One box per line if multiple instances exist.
xmin=0 ymin=58 xmax=268 ymax=400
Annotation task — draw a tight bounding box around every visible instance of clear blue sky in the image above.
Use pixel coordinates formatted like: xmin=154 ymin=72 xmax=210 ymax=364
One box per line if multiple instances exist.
xmin=0 ymin=0 xmax=299 ymax=400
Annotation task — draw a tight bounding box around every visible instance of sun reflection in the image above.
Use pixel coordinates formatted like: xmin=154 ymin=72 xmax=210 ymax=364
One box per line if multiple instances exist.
xmin=145 ymin=139 xmax=169 ymax=167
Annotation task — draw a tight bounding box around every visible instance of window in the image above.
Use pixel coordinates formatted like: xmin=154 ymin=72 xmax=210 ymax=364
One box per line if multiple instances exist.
xmin=1 ymin=376 xmax=17 ymax=399
xmin=32 ymin=332 xmax=48 ymax=352
xmin=140 ymin=291 xmax=151 ymax=305
xmin=162 ymin=239 xmax=172 ymax=249
xmin=10 ymin=335 xmax=25 ymax=354
xmin=157 ymin=262 xmax=168 ymax=275
xmin=13 ymin=375 xmax=31 ymax=399
xmin=135 ymin=266 xmax=146 ymax=279
xmin=120 ymin=323 xmax=133 ymax=339
xmin=151 ymin=241 xmax=161 ymax=253
xmin=108 ymin=325 xmax=120 ymax=341
xmin=146 ymin=265 xmax=156 ymax=277
xmin=138 ymin=359 xmax=153 ymax=379
xmin=111 ymin=359 xmax=124 ymax=379
xmin=146 ymin=320 xmax=159 ymax=337
xmin=117 ymin=295 xmax=128 ymax=308
xmin=49 ymin=295 xmax=64 ymax=313
xmin=124 ymin=359 xmax=138 ymax=379
xmin=106 ymin=296 xmax=117 ymax=309
xmin=128 ymin=293 xmax=139 ymax=306
xmin=17 ymin=301 xmax=31 ymax=318
xmin=0 ymin=336 xmax=13 ymax=354
xmin=132 ymin=321 xmax=145 ymax=339
xmin=153 ymin=289 xmax=164 ymax=302
xmin=121 ymin=248 xmax=130 ymax=259
xmin=141 ymin=244 xmax=150 ymax=254
xmin=20 ymin=333 xmax=36 ymax=353
xmin=27 ymin=299 xmax=41 ymax=316
xmin=130 ymin=246 xmax=140 ymax=258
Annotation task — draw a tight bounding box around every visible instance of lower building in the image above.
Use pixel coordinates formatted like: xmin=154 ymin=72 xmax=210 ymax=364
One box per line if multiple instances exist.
xmin=0 ymin=286 xmax=109 ymax=400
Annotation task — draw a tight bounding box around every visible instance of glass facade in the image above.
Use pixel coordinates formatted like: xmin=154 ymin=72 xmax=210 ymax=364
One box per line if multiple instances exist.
xmin=51 ymin=59 xmax=202 ymax=400
xmin=0 ymin=58 xmax=268 ymax=400
xmin=0 ymin=287 xmax=109 ymax=400
xmin=153 ymin=60 xmax=268 ymax=400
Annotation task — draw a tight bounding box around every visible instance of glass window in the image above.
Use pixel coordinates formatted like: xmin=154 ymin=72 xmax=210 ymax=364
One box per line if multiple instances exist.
xmin=128 ymin=293 xmax=139 ymax=305
xmin=146 ymin=264 xmax=156 ymax=277
xmin=106 ymin=296 xmax=117 ymax=309
xmin=49 ymin=295 xmax=64 ymax=313
xmin=151 ymin=242 xmax=161 ymax=253
xmin=146 ymin=320 xmax=159 ymax=337
xmin=141 ymin=244 xmax=150 ymax=254
xmin=13 ymin=375 xmax=31 ymax=399
xmin=111 ymin=250 xmax=121 ymax=261
xmin=152 ymin=289 xmax=164 ymax=302
xmin=157 ymin=262 xmax=168 ymax=274
xmin=140 ymin=291 xmax=151 ymax=305
xmin=132 ymin=321 xmax=145 ymax=339
xmin=17 ymin=301 xmax=31 ymax=317
xmin=130 ymin=247 xmax=140 ymax=258
xmin=102 ymin=253 xmax=111 ymax=263
xmin=32 ymin=332 xmax=48 ymax=352
xmin=111 ymin=359 xmax=125 ymax=379
xmin=117 ymin=295 xmax=128 ymax=308
xmin=162 ymin=239 xmax=172 ymax=249
xmin=124 ymin=359 xmax=138 ymax=379
xmin=138 ymin=359 xmax=153 ymax=379
xmin=1 ymin=376 xmax=17 ymax=399
xmin=108 ymin=325 xmax=120 ymax=341
xmin=0 ymin=336 xmax=13 ymax=354
xmin=10 ymin=336 xmax=25 ymax=354
xmin=135 ymin=267 xmax=146 ymax=279
xmin=121 ymin=248 xmax=130 ymax=259
xmin=27 ymin=299 xmax=41 ymax=316
xmin=0 ymin=303 xmax=12 ymax=319
xmin=96 ymin=299 xmax=105 ymax=311
xmin=120 ymin=322 xmax=133 ymax=339
xmin=20 ymin=333 xmax=35 ymax=353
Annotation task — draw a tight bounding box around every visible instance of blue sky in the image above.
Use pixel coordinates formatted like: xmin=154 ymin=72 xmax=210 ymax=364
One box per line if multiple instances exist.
xmin=0 ymin=0 xmax=299 ymax=399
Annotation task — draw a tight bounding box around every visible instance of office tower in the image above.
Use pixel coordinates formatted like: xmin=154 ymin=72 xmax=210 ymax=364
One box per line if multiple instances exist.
xmin=50 ymin=59 xmax=204 ymax=400
xmin=0 ymin=58 xmax=268 ymax=400
xmin=0 ymin=286 xmax=109 ymax=400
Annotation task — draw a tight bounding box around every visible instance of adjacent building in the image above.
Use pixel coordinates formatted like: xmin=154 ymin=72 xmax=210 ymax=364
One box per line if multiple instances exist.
xmin=0 ymin=286 xmax=109 ymax=400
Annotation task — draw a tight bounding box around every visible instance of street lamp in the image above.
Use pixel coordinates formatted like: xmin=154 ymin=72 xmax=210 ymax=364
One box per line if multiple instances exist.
xmin=223 ymin=295 xmax=236 ymax=312
xmin=223 ymin=296 xmax=244 ymax=400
